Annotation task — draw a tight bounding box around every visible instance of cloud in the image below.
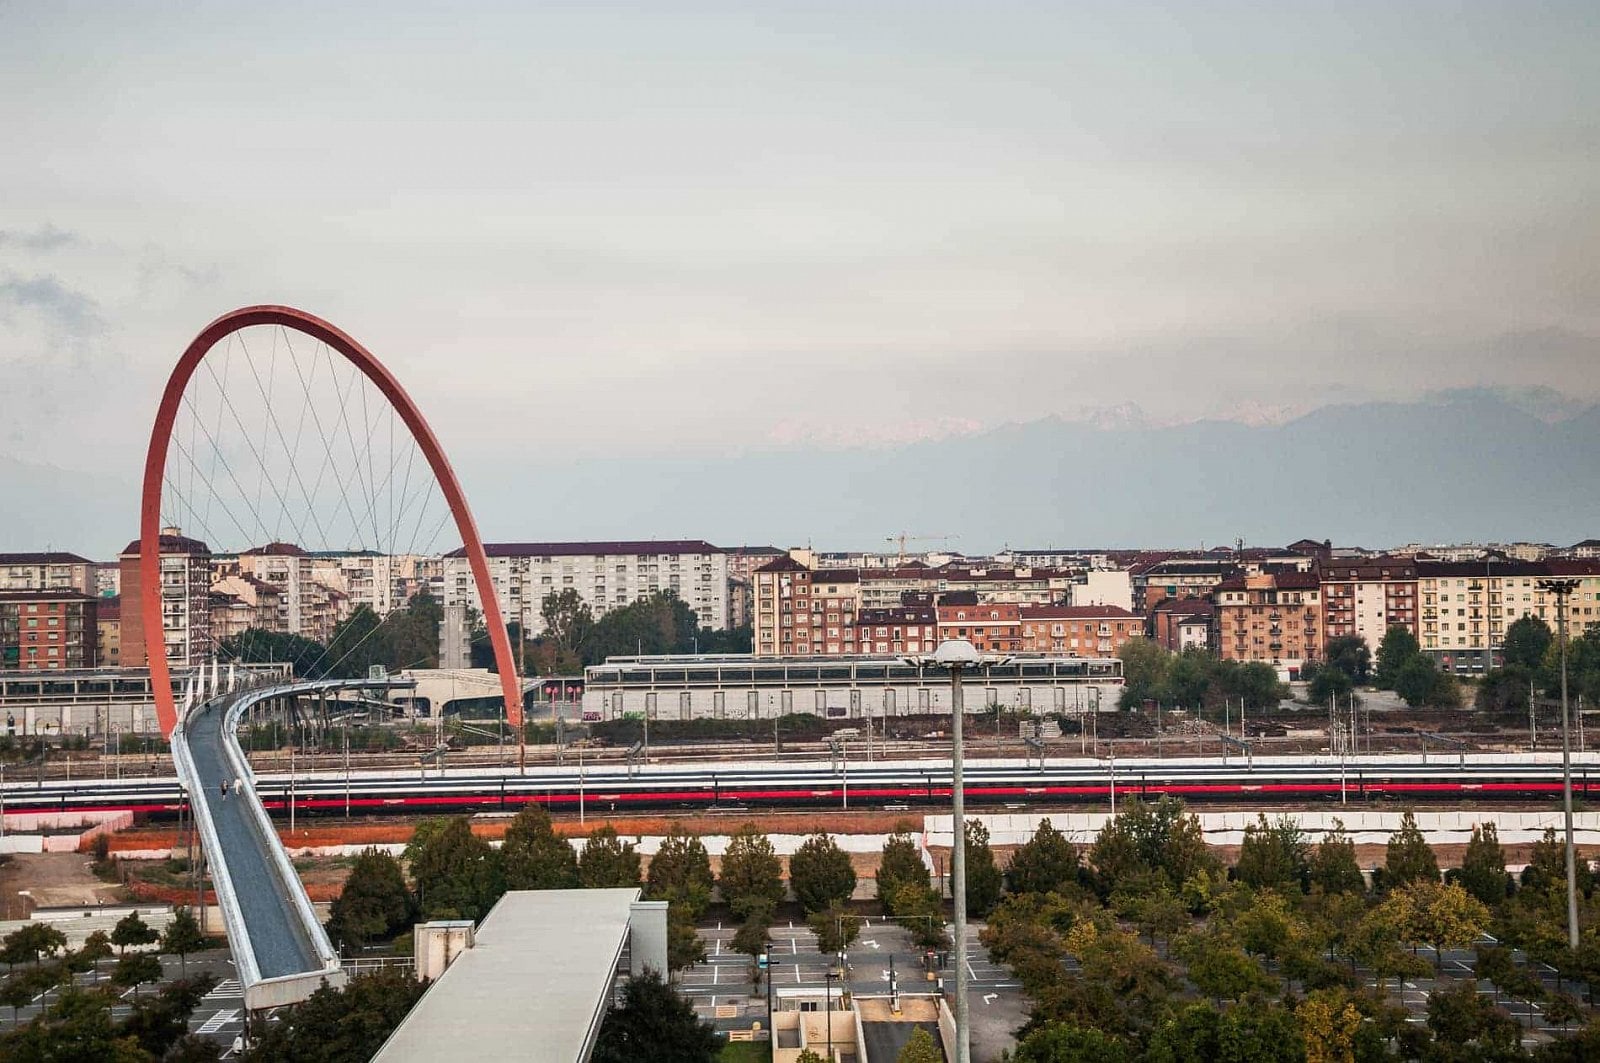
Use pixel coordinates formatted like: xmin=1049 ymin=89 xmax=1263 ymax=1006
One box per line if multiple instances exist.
xmin=0 ymin=274 xmax=104 ymax=336
xmin=0 ymin=225 xmax=81 ymax=252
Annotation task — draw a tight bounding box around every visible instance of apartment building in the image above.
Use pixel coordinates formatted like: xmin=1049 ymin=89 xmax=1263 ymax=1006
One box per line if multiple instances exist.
xmin=725 ymin=546 xmax=785 ymax=629
xmin=752 ymin=557 xmax=860 ymax=656
xmin=96 ymin=596 xmax=121 ymax=667
xmin=0 ymin=552 xmax=97 ymax=595
xmin=934 ymin=566 xmax=1078 ymax=607
xmin=935 ymin=595 xmax=1021 ymax=654
xmin=1019 ymin=604 xmax=1141 ymax=657
xmin=209 ymin=574 xmax=287 ymax=634
xmin=1147 ymin=597 xmax=1215 ymax=652
xmin=447 ymin=540 xmax=731 ymax=639
xmin=1417 ymin=557 xmax=1600 ymax=673
xmin=0 ymin=591 xmax=98 ymax=670
xmin=1131 ymin=557 xmax=1240 ymax=611
xmin=226 ymin=543 xmax=348 ymax=644
xmin=118 ymin=529 xmax=213 ymax=670
xmin=853 ymin=601 xmax=937 ymax=655
xmin=1320 ymin=557 xmax=1419 ymax=647
xmin=1213 ymin=571 xmax=1323 ymax=677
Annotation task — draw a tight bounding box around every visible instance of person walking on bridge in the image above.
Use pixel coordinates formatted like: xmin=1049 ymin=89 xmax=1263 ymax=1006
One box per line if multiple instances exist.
xmin=233 ymin=776 xmax=243 ymax=797
xmin=219 ymin=780 xmax=227 ymax=801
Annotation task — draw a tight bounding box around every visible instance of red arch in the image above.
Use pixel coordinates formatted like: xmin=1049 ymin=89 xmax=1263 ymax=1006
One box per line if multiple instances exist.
xmin=140 ymin=305 xmax=521 ymax=738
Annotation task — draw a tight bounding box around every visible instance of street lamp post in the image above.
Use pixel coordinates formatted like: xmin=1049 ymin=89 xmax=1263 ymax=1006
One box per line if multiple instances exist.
xmin=903 ymin=640 xmax=1010 ymax=1063
xmin=1538 ymin=577 xmax=1582 ymax=951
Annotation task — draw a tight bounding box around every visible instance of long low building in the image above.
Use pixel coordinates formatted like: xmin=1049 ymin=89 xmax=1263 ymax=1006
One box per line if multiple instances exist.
xmin=582 ymin=653 xmax=1123 ymax=722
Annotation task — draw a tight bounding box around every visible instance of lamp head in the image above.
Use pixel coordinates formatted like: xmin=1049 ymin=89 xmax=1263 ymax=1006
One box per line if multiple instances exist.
xmin=932 ymin=639 xmax=981 ymax=668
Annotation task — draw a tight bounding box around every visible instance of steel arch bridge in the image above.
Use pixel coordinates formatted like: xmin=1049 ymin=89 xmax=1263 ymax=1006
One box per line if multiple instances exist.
xmin=137 ymin=305 xmax=521 ymax=737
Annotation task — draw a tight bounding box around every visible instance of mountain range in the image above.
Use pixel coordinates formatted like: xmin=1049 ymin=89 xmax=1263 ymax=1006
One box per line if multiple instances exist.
xmin=3 ymin=390 xmax=1594 ymax=559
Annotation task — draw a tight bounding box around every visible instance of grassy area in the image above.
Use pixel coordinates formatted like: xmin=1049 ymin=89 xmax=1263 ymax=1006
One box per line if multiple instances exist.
xmin=717 ymin=1043 xmax=767 ymax=1063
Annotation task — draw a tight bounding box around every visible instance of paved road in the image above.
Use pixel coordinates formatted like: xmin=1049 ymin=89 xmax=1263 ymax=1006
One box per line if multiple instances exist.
xmin=186 ymin=695 xmax=321 ymax=980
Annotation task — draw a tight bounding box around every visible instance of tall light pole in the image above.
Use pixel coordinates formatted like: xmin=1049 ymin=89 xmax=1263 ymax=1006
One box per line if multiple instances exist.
xmin=1538 ymin=577 xmax=1581 ymax=951
xmin=904 ymin=640 xmax=1011 ymax=1063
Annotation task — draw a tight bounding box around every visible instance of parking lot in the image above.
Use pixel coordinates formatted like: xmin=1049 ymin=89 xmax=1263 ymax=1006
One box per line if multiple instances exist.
xmin=0 ymin=947 xmax=251 ymax=1055
xmin=680 ymin=918 xmax=1028 ymax=1060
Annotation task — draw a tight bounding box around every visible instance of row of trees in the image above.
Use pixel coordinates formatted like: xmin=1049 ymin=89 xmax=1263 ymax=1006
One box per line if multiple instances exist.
xmin=1479 ymin=615 xmax=1600 ymax=713
xmin=328 ymin=805 xmax=646 ymax=948
xmin=484 ymin=588 xmax=751 ymax=677
xmin=1118 ymin=639 xmax=1287 ymax=711
xmin=0 ymin=909 xmax=220 ymax=1061
xmin=218 ymin=590 xmax=447 ymax=679
xmin=978 ymin=797 xmax=1600 ymax=1061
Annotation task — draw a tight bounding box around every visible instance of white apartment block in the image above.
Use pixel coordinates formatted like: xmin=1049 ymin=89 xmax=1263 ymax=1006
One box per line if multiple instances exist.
xmin=1413 ymin=558 xmax=1600 ymax=673
xmin=0 ymin=553 xmax=97 ymax=595
xmin=1067 ymin=569 xmax=1134 ymax=611
xmin=444 ymin=541 xmax=731 ymax=637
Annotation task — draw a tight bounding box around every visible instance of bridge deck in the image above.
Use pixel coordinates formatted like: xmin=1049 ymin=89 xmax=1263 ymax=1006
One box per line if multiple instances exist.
xmin=184 ymin=695 xmax=321 ymax=980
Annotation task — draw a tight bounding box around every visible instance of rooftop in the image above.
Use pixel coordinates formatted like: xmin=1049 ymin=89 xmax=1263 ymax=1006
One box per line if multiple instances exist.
xmin=456 ymin=540 xmax=724 ymax=559
xmin=374 ymin=889 xmax=642 ymax=1063
xmin=0 ymin=552 xmax=93 ymax=566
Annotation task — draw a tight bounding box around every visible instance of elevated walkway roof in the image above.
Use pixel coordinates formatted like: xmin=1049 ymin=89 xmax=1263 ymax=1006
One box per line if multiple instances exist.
xmin=374 ymin=888 xmax=650 ymax=1063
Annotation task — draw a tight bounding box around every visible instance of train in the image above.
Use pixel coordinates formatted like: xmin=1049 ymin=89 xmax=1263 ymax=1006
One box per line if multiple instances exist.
xmin=4 ymin=754 xmax=1597 ymax=820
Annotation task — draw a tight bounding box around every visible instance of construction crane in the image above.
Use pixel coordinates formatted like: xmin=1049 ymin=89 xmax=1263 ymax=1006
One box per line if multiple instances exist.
xmin=885 ymin=532 xmax=958 ymax=563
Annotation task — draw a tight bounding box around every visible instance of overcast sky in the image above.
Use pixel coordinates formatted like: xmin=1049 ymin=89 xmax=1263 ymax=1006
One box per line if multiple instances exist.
xmin=2 ymin=0 xmax=1597 ymax=481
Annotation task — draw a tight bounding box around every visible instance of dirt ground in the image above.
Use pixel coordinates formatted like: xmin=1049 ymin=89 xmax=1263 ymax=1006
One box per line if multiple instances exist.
xmin=0 ymin=852 xmax=126 ymax=915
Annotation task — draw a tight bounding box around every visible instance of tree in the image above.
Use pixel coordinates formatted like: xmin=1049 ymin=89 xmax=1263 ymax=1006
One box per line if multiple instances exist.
xmin=665 ymin=905 xmax=706 ymax=972
xmin=647 ymin=827 xmax=715 ymax=917
xmin=796 ymin=1051 xmax=827 ymax=1063
xmin=1008 ymin=819 xmax=1079 ymax=896
xmin=579 ymin=826 xmax=643 ymax=889
xmin=1383 ymin=810 xmax=1438 ymax=889
xmin=111 ymin=912 xmax=159 ymax=957
xmin=719 ymin=825 xmax=785 ymax=920
xmin=407 ymin=816 xmax=504 ymax=921
xmin=119 ymin=974 xmax=219 ymax=1058
xmin=1522 ymin=825 xmax=1594 ymax=896
xmin=890 ymin=884 xmax=950 ymax=950
xmin=242 ymin=967 xmax=428 ymax=1063
xmin=500 ymin=804 xmax=580 ymax=891
xmin=1324 ymin=636 xmax=1372 ymax=685
xmin=111 ymin=951 xmax=163 ymax=999
xmin=540 ymin=589 xmax=594 ymax=674
xmin=963 ymin=819 xmax=1004 ymax=918
xmin=1117 ymin=637 xmax=1171 ymax=708
xmin=1 ymin=922 xmax=68 ymax=966
xmin=895 ymin=1027 xmax=945 ymax=1063
xmin=1425 ymin=978 xmax=1520 ymax=1056
xmin=327 ymin=847 xmax=414 ymax=950
xmin=1309 ymin=820 xmax=1365 ymax=895
xmin=161 ymin=907 xmax=207 ymax=974
xmin=591 ymin=968 xmax=719 ymax=1063
xmin=809 ymin=903 xmax=862 ymax=956
xmin=0 ymin=972 xmax=34 ymax=1025
xmin=1307 ymin=665 xmax=1353 ymax=705
xmin=1375 ymin=626 xmax=1422 ymax=690
xmin=789 ymin=832 xmax=856 ymax=914
xmin=877 ymin=827 xmax=930 ymax=914
xmin=1458 ymin=823 xmax=1510 ymax=907
xmin=1504 ymin=616 xmax=1555 ymax=671
xmin=1126 ymin=887 xmax=1188 ymax=948
xmin=1235 ymin=813 xmax=1309 ymax=893
xmin=730 ymin=903 xmax=773 ymax=992
xmin=1176 ymin=931 xmax=1274 ymax=1004
xmin=1397 ymin=881 xmax=1491 ymax=973
xmin=1298 ymin=991 xmax=1362 ymax=1063
xmin=1088 ymin=796 xmax=1217 ymax=897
